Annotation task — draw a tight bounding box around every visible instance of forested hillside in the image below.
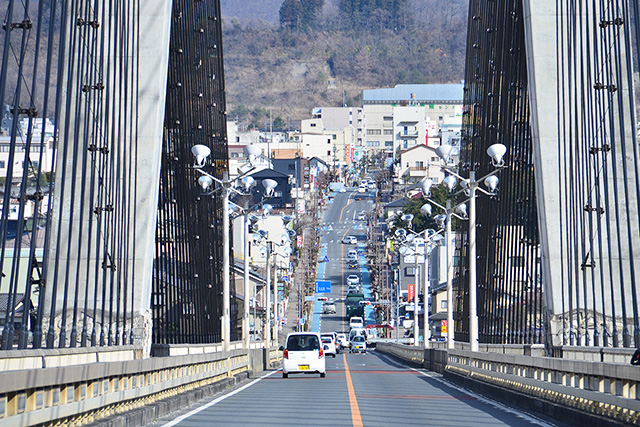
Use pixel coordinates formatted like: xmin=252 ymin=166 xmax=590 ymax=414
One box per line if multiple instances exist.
xmin=222 ymin=0 xmax=469 ymax=129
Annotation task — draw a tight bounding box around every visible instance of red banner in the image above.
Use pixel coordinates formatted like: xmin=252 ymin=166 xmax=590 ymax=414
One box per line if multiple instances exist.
xmin=408 ymin=284 xmax=415 ymax=302
xmin=441 ymin=320 xmax=447 ymax=334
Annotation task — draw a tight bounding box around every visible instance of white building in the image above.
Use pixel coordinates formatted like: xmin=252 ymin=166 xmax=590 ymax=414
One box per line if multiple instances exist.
xmin=361 ymin=84 xmax=464 ymax=158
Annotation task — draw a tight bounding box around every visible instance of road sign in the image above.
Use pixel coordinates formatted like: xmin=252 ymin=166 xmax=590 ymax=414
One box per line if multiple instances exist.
xmin=315 ymin=280 xmax=331 ymax=293
xmin=281 ymin=276 xmax=288 ymax=282
xmin=323 ymin=255 xmax=329 ymax=262
xmin=304 ymin=296 xmax=315 ymax=302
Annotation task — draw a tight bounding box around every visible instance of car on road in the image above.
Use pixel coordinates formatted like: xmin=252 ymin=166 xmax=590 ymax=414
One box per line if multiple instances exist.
xmin=347 ymin=249 xmax=358 ymax=260
xmin=358 ymin=186 xmax=366 ymax=193
xmin=320 ymin=334 xmax=337 ymax=357
xmin=350 ymin=335 xmax=367 ymax=353
xmin=336 ymin=333 xmax=349 ymax=350
xmin=347 ymin=275 xmax=360 ymax=285
xmin=322 ymin=302 xmax=336 ymax=314
xmin=342 ymin=235 xmax=357 ymax=244
xmin=357 ymin=212 xmax=367 ymax=221
xmin=347 ymin=260 xmax=358 ymax=269
xmin=349 ymin=316 xmax=364 ymax=330
xmin=339 ymin=187 xmax=346 ymax=193
xmin=281 ymin=332 xmax=326 ymax=378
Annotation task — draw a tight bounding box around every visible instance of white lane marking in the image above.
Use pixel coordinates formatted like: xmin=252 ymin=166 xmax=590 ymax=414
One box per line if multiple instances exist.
xmin=409 ymin=367 xmax=552 ymax=426
xmin=160 ymin=370 xmax=279 ymax=427
xmin=375 ymin=353 xmax=552 ymax=427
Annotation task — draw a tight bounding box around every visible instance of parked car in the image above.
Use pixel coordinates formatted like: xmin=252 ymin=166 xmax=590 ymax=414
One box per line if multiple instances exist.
xmin=357 ymin=212 xmax=367 ymax=221
xmin=320 ymin=334 xmax=337 ymax=357
xmin=322 ymin=302 xmax=337 ymax=314
xmin=281 ymin=332 xmax=326 ymax=378
xmin=347 ymin=275 xmax=360 ymax=285
xmin=350 ymin=335 xmax=367 ymax=353
xmin=342 ymin=235 xmax=357 ymax=244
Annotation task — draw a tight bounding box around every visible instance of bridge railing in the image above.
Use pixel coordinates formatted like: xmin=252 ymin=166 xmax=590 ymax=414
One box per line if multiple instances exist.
xmin=377 ymin=342 xmax=640 ymax=425
xmin=0 ymin=342 xmax=282 ymax=426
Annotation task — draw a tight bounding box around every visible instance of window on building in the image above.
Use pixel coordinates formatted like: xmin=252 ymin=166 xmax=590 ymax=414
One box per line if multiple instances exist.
xmin=0 ymin=161 xmax=4 ymax=169
xmin=367 ymin=129 xmax=381 ymax=136
xmin=384 ymin=129 xmax=393 ymax=135
xmin=236 ymin=137 xmax=240 ymax=142
xmin=367 ymin=141 xmax=380 ymax=147
xmin=405 ymin=267 xmax=415 ymax=276
xmin=439 ymin=116 xmax=443 ymax=121
xmin=441 ymin=301 xmax=447 ymax=309
xmin=327 ymin=151 xmax=331 ymax=156
xmin=310 ymin=123 xmax=317 ymax=127
xmin=288 ymin=164 xmax=295 ymax=170
xmin=231 ymin=152 xmax=239 ymax=158
xmin=416 ymin=161 xmax=424 ymax=167
xmin=385 ymin=141 xmax=393 ymax=147
xmin=332 ymin=134 xmax=337 ymax=140
xmin=327 ymin=138 xmax=331 ymax=144
xmin=383 ymin=116 xmax=393 ymax=121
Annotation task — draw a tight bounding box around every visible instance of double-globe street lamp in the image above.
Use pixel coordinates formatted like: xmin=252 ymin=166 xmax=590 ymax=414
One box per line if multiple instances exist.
xmin=420 ymin=176 xmax=467 ymax=350
xmin=395 ymin=215 xmax=443 ymax=348
xmin=253 ymin=228 xmax=294 ymax=348
xmin=191 ymin=143 xmax=272 ymax=351
xmin=421 ymin=143 xmax=507 ymax=352
xmin=228 ymin=202 xmax=287 ymax=348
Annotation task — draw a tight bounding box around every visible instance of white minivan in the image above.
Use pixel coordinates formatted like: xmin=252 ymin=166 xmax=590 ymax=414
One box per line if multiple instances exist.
xmin=349 ymin=316 xmax=364 ymax=329
xmin=281 ymin=332 xmax=326 ymax=378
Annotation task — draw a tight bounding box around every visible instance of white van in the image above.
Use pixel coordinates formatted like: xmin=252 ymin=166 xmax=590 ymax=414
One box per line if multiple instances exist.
xmin=349 ymin=316 xmax=364 ymax=330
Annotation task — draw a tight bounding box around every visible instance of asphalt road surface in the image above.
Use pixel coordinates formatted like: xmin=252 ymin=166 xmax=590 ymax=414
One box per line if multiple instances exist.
xmin=152 ymin=189 xmax=560 ymax=427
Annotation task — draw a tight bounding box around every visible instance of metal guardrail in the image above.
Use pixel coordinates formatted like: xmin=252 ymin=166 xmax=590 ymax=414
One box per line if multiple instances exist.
xmin=377 ymin=342 xmax=640 ymax=425
xmin=0 ymin=343 xmax=279 ymax=426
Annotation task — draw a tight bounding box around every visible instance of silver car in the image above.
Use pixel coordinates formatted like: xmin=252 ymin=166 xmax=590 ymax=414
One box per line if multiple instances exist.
xmin=322 ymin=302 xmax=337 ymax=314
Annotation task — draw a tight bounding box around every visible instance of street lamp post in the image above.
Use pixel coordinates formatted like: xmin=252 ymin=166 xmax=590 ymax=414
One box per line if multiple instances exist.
xmin=253 ymin=224 xmax=294 ymax=348
xmin=421 ymin=178 xmax=465 ymax=350
xmin=191 ymin=143 xmax=263 ymax=351
xmin=428 ymin=143 xmax=506 ymax=352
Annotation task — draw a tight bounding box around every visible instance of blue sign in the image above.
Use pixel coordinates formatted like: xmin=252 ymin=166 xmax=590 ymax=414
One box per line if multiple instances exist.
xmin=281 ymin=276 xmax=289 ymax=282
xmin=323 ymin=255 xmax=330 ymax=262
xmin=315 ymin=280 xmax=331 ymax=293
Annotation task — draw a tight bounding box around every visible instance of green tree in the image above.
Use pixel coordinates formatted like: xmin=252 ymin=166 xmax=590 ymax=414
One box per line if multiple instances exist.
xmin=279 ymin=0 xmax=304 ymax=29
xmin=280 ymin=0 xmax=324 ymax=31
xmin=389 ymin=184 xmax=451 ymax=235
xmin=273 ymin=117 xmax=286 ymax=129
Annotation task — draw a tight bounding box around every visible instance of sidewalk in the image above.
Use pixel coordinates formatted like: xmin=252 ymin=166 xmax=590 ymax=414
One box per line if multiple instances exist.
xmin=279 ymin=262 xmax=303 ymax=346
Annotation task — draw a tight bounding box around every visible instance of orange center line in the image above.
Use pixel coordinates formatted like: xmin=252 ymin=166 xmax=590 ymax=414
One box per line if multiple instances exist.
xmin=343 ymin=353 xmax=363 ymax=427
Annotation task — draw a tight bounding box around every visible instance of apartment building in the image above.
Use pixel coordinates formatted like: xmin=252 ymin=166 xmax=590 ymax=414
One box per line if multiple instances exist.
xmin=362 ymin=84 xmax=464 ymax=158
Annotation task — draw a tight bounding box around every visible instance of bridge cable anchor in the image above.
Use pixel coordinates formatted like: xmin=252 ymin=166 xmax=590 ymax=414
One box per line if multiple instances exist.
xmin=10 ymin=107 xmax=38 ymax=117
xmin=584 ymin=204 xmax=605 ymax=215
xmin=82 ymin=82 xmax=105 ymax=93
xmin=599 ymin=18 xmax=624 ymax=28
xmin=77 ymin=18 xmax=100 ymax=28
xmin=2 ymin=19 xmax=32 ymax=31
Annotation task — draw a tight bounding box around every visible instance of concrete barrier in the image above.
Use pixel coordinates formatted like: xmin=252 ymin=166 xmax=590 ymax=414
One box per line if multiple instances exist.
xmin=0 ymin=342 xmax=277 ymax=426
xmin=376 ymin=343 xmax=640 ymax=425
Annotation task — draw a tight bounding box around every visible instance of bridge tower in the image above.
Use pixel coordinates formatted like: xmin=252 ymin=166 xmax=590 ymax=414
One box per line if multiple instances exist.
xmin=459 ymin=0 xmax=640 ymax=349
